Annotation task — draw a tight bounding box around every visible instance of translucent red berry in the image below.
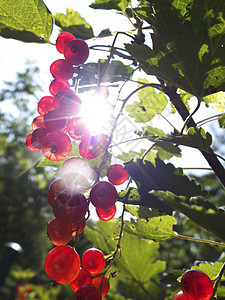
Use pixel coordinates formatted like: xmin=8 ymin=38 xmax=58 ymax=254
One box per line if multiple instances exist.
xmin=41 ymin=131 xmax=72 ymax=161
xmin=58 ymin=93 xmax=82 ymax=117
xmin=64 ymin=39 xmax=89 ymax=66
xmin=47 ymin=217 xmax=72 ymax=246
xmin=56 ymin=32 xmax=75 ymax=54
xmin=173 ymin=291 xmax=189 ymax=300
xmin=49 ymin=78 xmax=70 ymax=95
xmin=70 ymin=268 xmax=92 ymax=292
xmin=79 ymin=134 xmax=108 ymax=160
xmin=53 ymin=88 xmax=74 ymax=109
xmin=37 ymin=96 xmax=54 ymax=115
xmin=30 ymin=128 xmax=49 ymax=150
xmin=44 ymin=245 xmax=80 ymax=284
xmin=92 ymin=275 xmax=110 ymax=297
xmin=31 ymin=115 xmax=45 ymax=130
xmin=90 ymin=181 xmax=118 ymax=210
xmin=53 ymin=190 xmax=88 ymax=223
xmin=181 ymin=270 xmax=213 ymax=300
xmin=98 ymin=85 xmax=109 ymax=99
xmin=107 ymin=164 xmax=128 ymax=185
xmin=26 ymin=133 xmax=40 ymax=152
xmin=72 ymin=218 xmax=86 ymax=236
xmin=67 ymin=117 xmax=90 ymax=140
xmin=75 ymin=284 xmax=102 ymax=300
xmin=44 ymin=109 xmax=67 ymax=131
xmin=60 ymin=156 xmax=94 ymax=192
xmin=96 ymin=204 xmax=117 ymax=221
xmin=50 ymin=59 xmax=74 ymax=81
xmin=48 ymin=178 xmax=65 ymax=207
xmin=81 ymin=248 xmax=105 ymax=276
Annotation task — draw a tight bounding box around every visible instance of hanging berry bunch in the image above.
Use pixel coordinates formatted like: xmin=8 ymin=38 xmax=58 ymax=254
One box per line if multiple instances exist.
xmin=25 ymin=31 xmax=130 ymax=299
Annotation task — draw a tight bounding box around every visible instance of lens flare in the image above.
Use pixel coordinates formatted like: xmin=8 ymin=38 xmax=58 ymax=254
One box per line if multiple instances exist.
xmin=80 ymin=94 xmax=114 ymax=135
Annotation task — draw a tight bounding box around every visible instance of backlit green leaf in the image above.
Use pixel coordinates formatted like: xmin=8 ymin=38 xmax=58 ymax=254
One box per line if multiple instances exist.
xmin=125 ymin=80 xmax=168 ymax=122
xmin=90 ymin=0 xmax=131 ymax=12
xmin=54 ymin=9 xmax=94 ymax=40
xmin=153 ymin=190 xmax=225 ymax=242
xmin=126 ymin=0 xmax=225 ymax=97
xmin=124 ymin=210 xmax=176 ymax=241
xmin=0 ymin=0 xmax=53 ymax=43
xmin=85 ymin=220 xmax=166 ymax=284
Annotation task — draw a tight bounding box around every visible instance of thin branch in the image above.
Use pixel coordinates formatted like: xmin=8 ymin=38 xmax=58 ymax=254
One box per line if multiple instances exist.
xmin=164 ymin=86 xmax=225 ymax=189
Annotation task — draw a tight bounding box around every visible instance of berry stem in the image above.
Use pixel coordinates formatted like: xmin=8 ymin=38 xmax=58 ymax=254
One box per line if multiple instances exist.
xmin=96 ymin=84 xmax=154 ymax=182
xmin=174 ymin=232 xmax=225 ymax=248
xmin=212 ymin=262 xmax=225 ymax=298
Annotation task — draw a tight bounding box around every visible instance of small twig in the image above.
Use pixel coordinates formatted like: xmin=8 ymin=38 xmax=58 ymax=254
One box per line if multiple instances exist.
xmin=174 ymin=232 xmax=225 ymax=248
xmin=212 ymin=262 xmax=225 ymax=298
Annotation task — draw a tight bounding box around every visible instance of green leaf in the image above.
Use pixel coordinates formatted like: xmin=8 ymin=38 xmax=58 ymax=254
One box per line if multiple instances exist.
xmin=124 ymin=206 xmax=177 ymax=241
xmin=85 ymin=220 xmax=166 ymax=284
xmin=54 ymin=9 xmax=94 ymax=40
xmin=203 ymin=91 xmax=225 ymax=112
xmin=117 ymin=149 xmax=157 ymax=164
xmin=153 ymin=190 xmax=225 ymax=242
xmin=125 ymin=158 xmax=207 ymax=198
xmin=0 ymin=0 xmax=53 ymax=43
xmin=77 ymin=60 xmax=134 ymax=90
xmin=154 ymin=142 xmax=182 ymax=160
xmin=90 ymin=0 xmax=131 ymax=12
xmin=125 ymin=79 xmax=168 ymax=122
xmin=143 ymin=127 xmax=212 ymax=151
xmin=126 ymin=0 xmax=225 ymax=97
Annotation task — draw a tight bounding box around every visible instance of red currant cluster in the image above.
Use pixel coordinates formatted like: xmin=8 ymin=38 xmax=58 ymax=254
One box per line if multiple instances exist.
xmin=24 ymin=31 xmax=130 ymax=299
xmin=45 ymin=162 xmax=128 ymax=298
xmin=25 ymin=32 xmax=110 ymax=161
xmin=173 ymin=270 xmax=214 ymax=300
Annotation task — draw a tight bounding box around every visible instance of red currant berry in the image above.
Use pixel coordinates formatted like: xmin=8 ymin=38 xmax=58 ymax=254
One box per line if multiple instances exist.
xmin=72 ymin=218 xmax=86 ymax=236
xmin=53 ymin=88 xmax=74 ymax=109
xmin=60 ymin=156 xmax=94 ymax=191
xmin=96 ymin=204 xmax=116 ymax=221
xmin=75 ymin=284 xmax=102 ymax=300
xmin=107 ymin=164 xmax=128 ymax=185
xmin=90 ymin=181 xmax=118 ymax=210
xmin=173 ymin=291 xmax=189 ymax=300
xmin=92 ymin=275 xmax=110 ymax=297
xmin=37 ymin=96 xmax=54 ymax=115
xmin=81 ymin=248 xmax=105 ymax=276
xmin=47 ymin=218 xmax=72 ymax=246
xmin=98 ymin=85 xmax=109 ymax=99
xmin=50 ymin=59 xmax=74 ymax=81
xmin=67 ymin=117 xmax=90 ymax=140
xmin=45 ymin=245 xmax=80 ymax=284
xmin=79 ymin=134 xmax=108 ymax=160
xmin=31 ymin=128 xmax=49 ymax=150
xmin=49 ymin=78 xmax=70 ymax=95
xmin=70 ymin=268 xmax=92 ymax=292
xmin=26 ymin=133 xmax=40 ymax=152
xmin=181 ymin=270 xmax=213 ymax=300
xmin=41 ymin=131 xmax=72 ymax=161
xmin=31 ymin=115 xmax=45 ymax=130
xmin=48 ymin=178 xmax=65 ymax=207
xmin=64 ymin=39 xmax=89 ymax=66
xmin=56 ymin=32 xmax=75 ymax=54
xmin=53 ymin=190 xmax=88 ymax=223
xmin=58 ymin=93 xmax=82 ymax=117
xmin=44 ymin=109 xmax=67 ymax=131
